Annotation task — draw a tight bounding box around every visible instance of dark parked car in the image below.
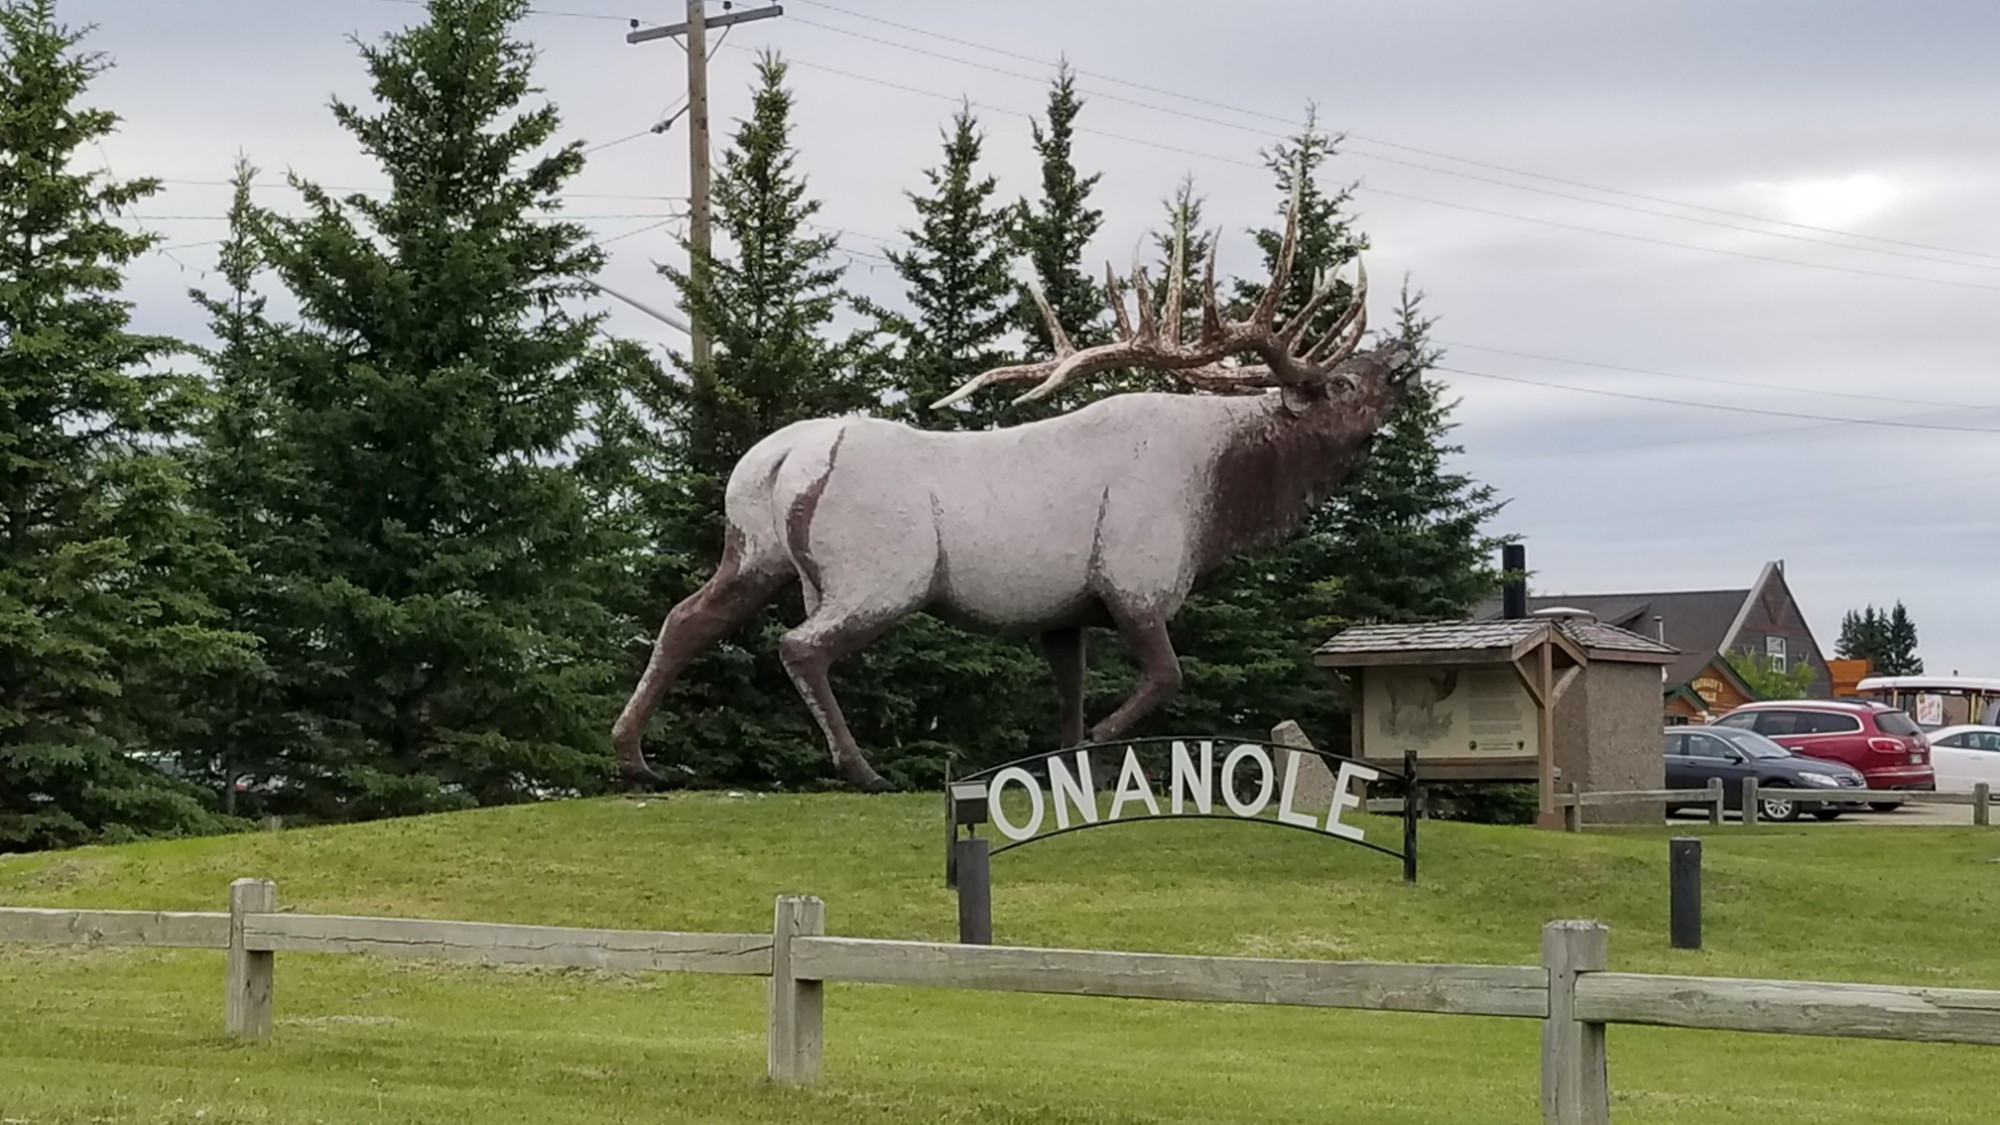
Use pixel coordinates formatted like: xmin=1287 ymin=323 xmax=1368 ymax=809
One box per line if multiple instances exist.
xmin=1663 ymin=725 xmax=1868 ymax=822
xmin=1711 ymin=699 xmax=1935 ymax=809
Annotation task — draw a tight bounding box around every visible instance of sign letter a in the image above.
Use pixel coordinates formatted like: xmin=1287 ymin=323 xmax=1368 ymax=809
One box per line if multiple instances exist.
xmin=1109 ymin=747 xmax=1162 ymax=819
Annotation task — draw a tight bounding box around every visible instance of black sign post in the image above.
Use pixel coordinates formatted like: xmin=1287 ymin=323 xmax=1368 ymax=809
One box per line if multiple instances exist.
xmin=1670 ymin=836 xmax=1702 ymax=950
xmin=953 ymin=836 xmax=993 ymax=944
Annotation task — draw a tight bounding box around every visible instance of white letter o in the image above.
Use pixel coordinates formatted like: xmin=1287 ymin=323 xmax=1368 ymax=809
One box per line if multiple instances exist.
xmin=1222 ymin=743 xmax=1274 ymax=817
xmin=989 ymin=767 xmax=1046 ymax=841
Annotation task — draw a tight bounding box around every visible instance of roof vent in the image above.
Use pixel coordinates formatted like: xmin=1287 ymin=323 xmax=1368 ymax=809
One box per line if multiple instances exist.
xmin=1531 ymin=605 xmax=1597 ymax=622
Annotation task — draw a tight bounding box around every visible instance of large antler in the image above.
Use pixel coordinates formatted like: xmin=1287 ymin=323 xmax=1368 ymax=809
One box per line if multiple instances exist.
xmin=931 ymin=184 xmax=1371 ymax=410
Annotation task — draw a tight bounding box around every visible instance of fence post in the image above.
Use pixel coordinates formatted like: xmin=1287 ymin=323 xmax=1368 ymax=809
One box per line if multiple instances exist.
xmin=1976 ymin=783 xmax=1991 ymax=828
xmin=1669 ymin=837 xmax=1701 ymax=950
xmin=226 ymin=877 xmax=276 ymax=1041
xmin=1562 ymin=783 xmax=1581 ymax=833
xmin=1742 ymin=777 xmax=1759 ymax=827
xmin=768 ymin=895 xmax=826 ymax=1086
xmin=1540 ymin=920 xmax=1610 ymax=1125
xmin=1706 ymin=777 xmax=1724 ymax=826
xmin=954 ymin=837 xmax=993 ymax=944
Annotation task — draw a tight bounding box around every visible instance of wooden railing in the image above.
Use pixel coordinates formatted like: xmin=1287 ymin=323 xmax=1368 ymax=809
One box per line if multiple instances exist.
xmin=1549 ymin=778 xmax=1992 ymax=829
xmin=7 ymin=880 xmax=2000 ymax=1124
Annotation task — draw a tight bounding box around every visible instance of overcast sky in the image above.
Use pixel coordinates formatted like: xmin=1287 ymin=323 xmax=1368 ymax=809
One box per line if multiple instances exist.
xmin=72 ymin=0 xmax=2000 ymax=676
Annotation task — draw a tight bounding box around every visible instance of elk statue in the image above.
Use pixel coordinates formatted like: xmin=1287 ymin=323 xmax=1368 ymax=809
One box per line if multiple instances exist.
xmin=612 ymin=191 xmax=1418 ymax=791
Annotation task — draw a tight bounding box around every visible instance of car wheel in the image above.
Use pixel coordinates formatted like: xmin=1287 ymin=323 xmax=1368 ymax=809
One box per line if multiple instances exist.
xmin=1812 ymin=810 xmax=1842 ymax=821
xmin=1868 ymin=801 xmax=1904 ymax=812
xmin=1758 ymin=786 xmax=1801 ymax=822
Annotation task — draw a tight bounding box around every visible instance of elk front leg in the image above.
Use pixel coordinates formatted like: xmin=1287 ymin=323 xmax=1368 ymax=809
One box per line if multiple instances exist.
xmin=611 ymin=533 xmax=788 ymax=790
xmin=1089 ymin=610 xmax=1183 ymax=742
xmin=1039 ymin=628 xmax=1088 ymax=747
xmin=779 ymin=613 xmax=897 ymax=793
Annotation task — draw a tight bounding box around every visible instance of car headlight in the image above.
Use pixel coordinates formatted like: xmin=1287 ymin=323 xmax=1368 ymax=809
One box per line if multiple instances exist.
xmin=1797 ymin=772 xmax=1841 ymax=787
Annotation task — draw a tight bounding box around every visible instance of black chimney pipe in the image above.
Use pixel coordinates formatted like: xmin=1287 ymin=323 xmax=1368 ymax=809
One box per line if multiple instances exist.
xmin=1502 ymin=543 xmax=1527 ymax=620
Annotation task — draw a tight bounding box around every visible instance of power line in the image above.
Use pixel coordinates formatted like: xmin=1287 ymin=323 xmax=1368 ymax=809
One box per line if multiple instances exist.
xmin=1437 ymin=341 xmax=2000 ymax=412
xmin=1528 ymin=464 xmax=2000 ymax=528
xmin=365 ymin=0 xmax=633 ymax=22
xmin=600 ymin=217 xmax=680 ymax=246
xmin=791 ymin=0 xmax=2000 ymax=265
xmin=126 ymin=212 xmax=685 ymax=221
xmin=740 ymin=46 xmax=2000 ymax=294
xmin=1433 ymin=365 xmax=2000 ymax=435
xmin=784 ymin=12 xmax=2000 ymax=277
xmin=156 ymin=178 xmax=687 ymax=204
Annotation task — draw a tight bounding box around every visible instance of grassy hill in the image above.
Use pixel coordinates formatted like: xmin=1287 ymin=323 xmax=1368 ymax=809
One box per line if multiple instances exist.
xmin=4 ymin=794 xmax=2000 ymax=1123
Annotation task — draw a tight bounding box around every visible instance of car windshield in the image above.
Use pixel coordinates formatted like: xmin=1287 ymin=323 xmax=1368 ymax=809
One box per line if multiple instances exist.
xmin=1874 ymin=710 xmax=1923 ymax=737
xmin=1713 ymin=729 xmax=1793 ymax=759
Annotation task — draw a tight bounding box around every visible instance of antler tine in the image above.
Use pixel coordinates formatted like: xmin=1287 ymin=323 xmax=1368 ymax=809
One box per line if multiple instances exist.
xmin=932 ymin=361 xmax=1049 ymax=409
xmin=1199 ymin=236 xmax=1223 ymax=344
xmin=1162 ymin=214 xmax=1186 ymax=346
xmin=1277 ymin=264 xmax=1342 ymax=351
xmin=1011 ymin=341 xmax=1145 ymax=405
xmin=1252 ymin=177 xmax=1304 ymax=328
xmin=1027 ymin=281 xmax=1074 ymax=356
xmin=1104 ymin=263 xmax=1133 ymax=340
xmin=1305 ymin=259 xmax=1369 ymax=366
xmin=1131 ymin=264 xmax=1157 ymax=342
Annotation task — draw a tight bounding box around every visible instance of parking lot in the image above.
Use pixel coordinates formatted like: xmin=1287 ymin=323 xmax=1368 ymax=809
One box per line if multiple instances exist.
xmin=1669 ymin=802 xmax=1975 ymax=827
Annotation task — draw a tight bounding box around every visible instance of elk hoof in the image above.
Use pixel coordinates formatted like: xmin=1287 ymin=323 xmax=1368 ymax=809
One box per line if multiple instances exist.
xmin=617 ymin=762 xmax=676 ymax=794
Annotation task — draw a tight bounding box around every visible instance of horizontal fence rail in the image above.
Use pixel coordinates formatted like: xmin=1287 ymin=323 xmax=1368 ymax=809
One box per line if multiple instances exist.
xmin=1550 ymin=778 xmax=1992 ymax=830
xmin=8 ymin=879 xmax=2000 ymax=1124
xmin=240 ymin=912 xmax=773 ymax=974
xmin=1574 ymin=972 xmax=2000 ymax=1046
xmin=0 ymin=908 xmax=228 ymax=949
xmin=789 ymin=936 xmax=1550 ymax=1018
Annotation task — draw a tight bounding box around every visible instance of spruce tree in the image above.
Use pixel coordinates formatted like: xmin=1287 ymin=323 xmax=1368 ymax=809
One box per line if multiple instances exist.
xmin=238 ymin=0 xmax=628 ymax=816
xmin=626 ymin=51 xmax=876 ymax=787
xmin=1837 ymin=603 xmax=1919 ymax=674
xmin=864 ymin=103 xmax=1017 ymax=431
xmin=1011 ymin=61 xmax=1103 ymax=356
xmin=656 ymin=51 xmax=875 ymax=560
xmin=1884 ymin=602 xmax=1923 ymax=676
xmin=0 ymin=0 xmax=251 ymax=849
xmin=1836 ymin=607 xmax=1886 ymax=665
xmin=1319 ymin=284 xmax=1509 ymax=626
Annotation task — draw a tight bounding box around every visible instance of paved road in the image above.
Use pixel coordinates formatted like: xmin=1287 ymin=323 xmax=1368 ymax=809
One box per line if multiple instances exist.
xmin=1668 ymin=801 xmax=1976 ymax=827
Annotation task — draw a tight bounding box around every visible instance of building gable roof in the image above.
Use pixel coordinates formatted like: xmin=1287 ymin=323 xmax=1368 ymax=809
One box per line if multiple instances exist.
xmin=1314 ymin=617 xmax=1678 ymax=663
xmin=1472 ymin=587 xmax=1753 ymax=688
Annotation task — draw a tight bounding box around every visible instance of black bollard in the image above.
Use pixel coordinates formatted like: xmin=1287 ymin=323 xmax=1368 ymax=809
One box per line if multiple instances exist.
xmin=1670 ymin=836 xmax=1702 ymax=950
xmin=954 ymin=836 xmax=992 ymax=945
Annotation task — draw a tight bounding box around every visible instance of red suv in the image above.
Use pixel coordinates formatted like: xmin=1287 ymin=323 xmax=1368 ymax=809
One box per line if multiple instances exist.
xmin=1712 ymin=700 xmax=1934 ymax=808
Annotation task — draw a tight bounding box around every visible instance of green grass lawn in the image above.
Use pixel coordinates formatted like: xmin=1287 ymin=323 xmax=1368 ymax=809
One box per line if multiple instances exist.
xmin=4 ymin=795 xmax=2000 ymax=1123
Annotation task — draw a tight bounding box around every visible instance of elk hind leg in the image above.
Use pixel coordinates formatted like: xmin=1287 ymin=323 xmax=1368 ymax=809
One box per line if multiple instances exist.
xmin=611 ymin=532 xmax=787 ymax=789
xmin=779 ymin=609 xmax=901 ymax=793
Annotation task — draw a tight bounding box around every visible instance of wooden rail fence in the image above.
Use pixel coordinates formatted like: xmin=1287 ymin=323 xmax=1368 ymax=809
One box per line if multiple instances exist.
xmin=1551 ymin=779 xmax=1991 ymax=830
xmin=7 ymin=879 xmax=2000 ymax=1124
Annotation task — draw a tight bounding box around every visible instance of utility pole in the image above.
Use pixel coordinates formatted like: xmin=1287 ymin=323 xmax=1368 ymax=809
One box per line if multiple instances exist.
xmin=682 ymin=0 xmax=711 ymax=369
xmin=627 ymin=2 xmax=784 ymax=368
